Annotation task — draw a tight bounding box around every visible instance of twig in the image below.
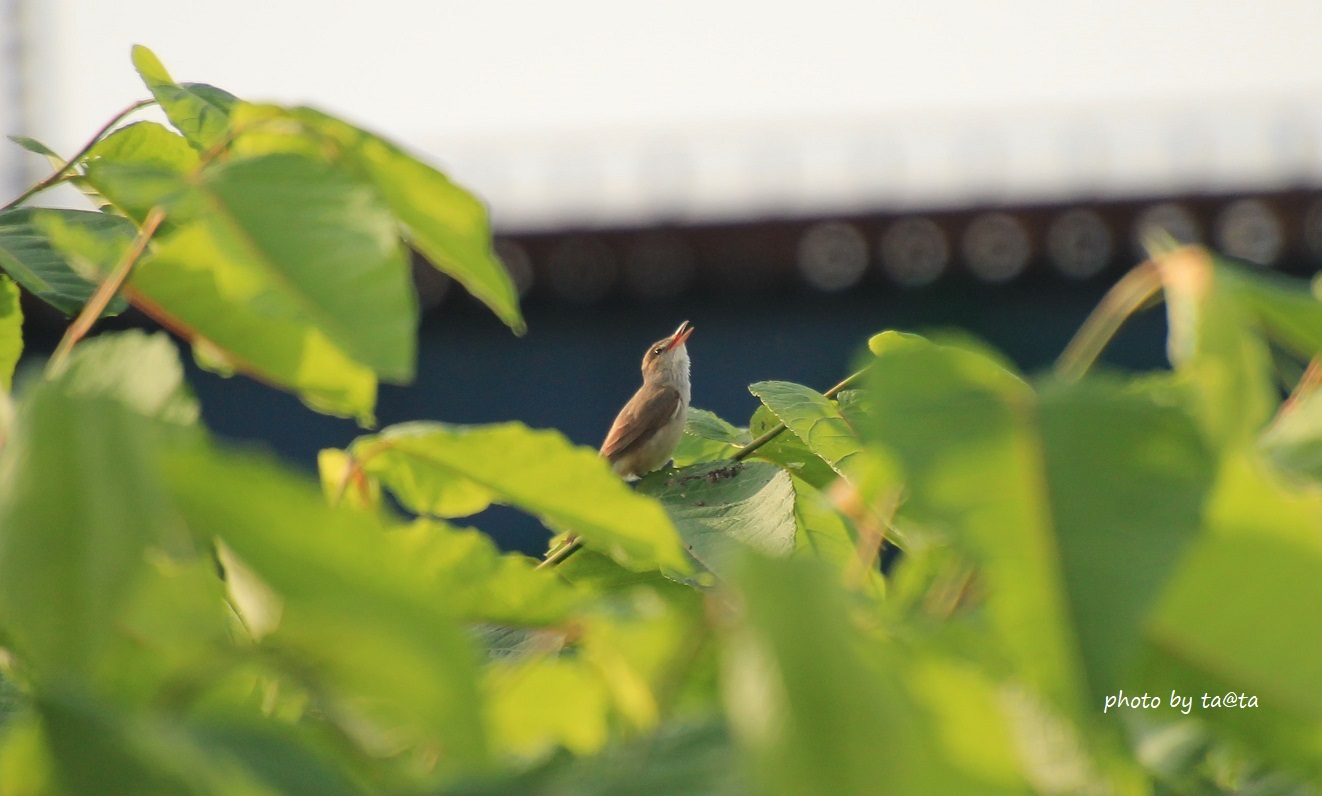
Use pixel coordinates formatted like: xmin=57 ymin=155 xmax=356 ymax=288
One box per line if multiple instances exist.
xmin=1054 ymin=260 xmax=1163 ymax=382
xmin=46 ymin=206 xmax=166 ymax=375
xmin=3 ymin=99 xmax=156 ymax=211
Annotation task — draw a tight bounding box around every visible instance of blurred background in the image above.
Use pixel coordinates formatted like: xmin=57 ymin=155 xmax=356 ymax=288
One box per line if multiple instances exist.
xmin=4 ymin=0 xmax=1321 ymax=549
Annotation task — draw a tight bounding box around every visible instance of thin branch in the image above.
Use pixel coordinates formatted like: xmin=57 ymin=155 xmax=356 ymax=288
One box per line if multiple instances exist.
xmin=535 ymin=534 xmax=582 ymax=570
xmin=46 ymin=206 xmax=166 ymax=375
xmin=1054 ymin=260 xmax=1164 ymax=382
xmin=732 ymin=366 xmax=871 ymax=461
xmin=3 ymin=99 xmax=156 ymax=211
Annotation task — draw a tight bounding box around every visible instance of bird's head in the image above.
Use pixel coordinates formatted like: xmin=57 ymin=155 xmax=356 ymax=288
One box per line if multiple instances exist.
xmin=641 ymin=320 xmax=693 ymax=385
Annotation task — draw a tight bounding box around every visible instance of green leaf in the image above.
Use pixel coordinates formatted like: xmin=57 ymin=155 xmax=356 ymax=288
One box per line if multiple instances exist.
xmin=0 ymin=385 xmax=184 ymax=677
xmin=393 ymin=520 xmax=582 ymax=626
xmin=744 ymin=405 xmax=838 ymax=489
xmin=8 ymin=135 xmax=61 ymax=161
xmin=352 ymin=422 xmax=688 ymax=573
xmin=134 ymin=220 xmax=378 ymax=422
xmin=485 ymin=657 xmax=611 ymax=758
xmin=130 ymin=45 xmax=238 ymax=150
xmin=637 ymin=460 xmax=796 ymax=582
xmin=1220 ymin=264 xmax=1322 ymax=359
xmin=127 ymin=151 xmax=420 ymax=421
xmin=162 ymin=445 xmax=489 ymax=767
xmin=0 ymin=276 xmax=20 ymax=393
xmin=1261 ymin=390 xmax=1322 ymax=482
xmin=290 ymin=108 xmax=524 ymax=335
xmin=727 ymin=555 xmax=1027 ymax=795
xmin=81 ymin=121 xmax=198 ymax=221
xmin=862 ymin=335 xmax=1088 ymax=716
xmin=1142 ymin=457 xmax=1322 ymax=777
xmin=0 ymin=208 xmax=131 ymax=316
xmin=673 ymin=408 xmax=747 ymax=467
xmin=1037 ymin=378 xmax=1213 ymax=703
xmin=56 ymin=330 xmax=198 ymax=424
xmin=748 ymin=380 xmax=861 ymax=476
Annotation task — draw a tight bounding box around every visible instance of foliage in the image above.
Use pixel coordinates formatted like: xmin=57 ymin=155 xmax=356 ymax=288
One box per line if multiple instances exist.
xmin=1 ymin=47 xmax=1321 ymax=795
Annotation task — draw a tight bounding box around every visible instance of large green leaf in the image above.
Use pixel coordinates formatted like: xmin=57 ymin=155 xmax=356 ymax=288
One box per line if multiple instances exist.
xmin=350 ymin=422 xmax=688 ymax=573
xmin=1037 ymin=378 xmax=1213 ymax=703
xmin=748 ymin=380 xmax=861 ymax=476
xmin=0 ymin=385 xmax=183 ymax=677
xmin=1145 ymin=457 xmax=1322 ymax=772
xmin=162 ymin=445 xmax=489 ymax=768
xmin=0 ymin=208 xmax=131 ymax=316
xmin=81 ymin=121 xmax=198 ymax=222
xmin=636 ymin=460 xmax=796 ymax=582
xmin=126 ymin=151 xmax=419 ymax=421
xmin=290 ymin=108 xmax=524 ymax=335
xmin=726 ymin=555 xmax=1026 ymax=795
xmin=130 ymin=45 xmax=238 ymax=151
xmin=744 ymin=405 xmax=838 ymax=490
xmin=56 ymin=330 xmax=198 ymax=424
xmin=0 ymin=276 xmax=20 ymax=393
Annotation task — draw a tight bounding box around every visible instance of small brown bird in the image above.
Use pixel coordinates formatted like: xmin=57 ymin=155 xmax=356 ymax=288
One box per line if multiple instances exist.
xmin=600 ymin=320 xmax=694 ymax=480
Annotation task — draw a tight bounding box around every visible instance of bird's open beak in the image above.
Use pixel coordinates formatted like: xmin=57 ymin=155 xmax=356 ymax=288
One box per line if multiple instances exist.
xmin=667 ymin=320 xmax=694 ymax=350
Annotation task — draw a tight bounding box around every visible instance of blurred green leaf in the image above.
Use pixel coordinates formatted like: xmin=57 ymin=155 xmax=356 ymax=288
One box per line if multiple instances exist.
xmin=863 ymin=334 xmax=1088 ymax=715
xmin=637 ymin=460 xmax=795 ymax=582
xmin=789 ymin=476 xmax=857 ymax=571
xmin=130 ymin=45 xmax=238 ymax=150
xmin=393 ymin=520 xmax=582 ymax=626
xmin=55 ymin=330 xmax=198 ymax=424
xmin=0 ymin=385 xmax=184 ymax=678
xmin=485 ymin=657 xmax=611 ymax=759
xmin=351 ymin=422 xmax=688 ymax=573
xmin=163 ymin=445 xmax=488 ymax=766
xmin=0 ymin=208 xmax=131 ymax=316
xmin=8 ymin=135 xmax=61 ymax=161
xmin=446 ymin=721 xmax=746 ymax=796
xmin=1260 ymin=390 xmax=1322 ymax=483
xmin=1149 ymin=456 xmax=1322 ymax=719
xmin=1037 ymin=378 xmax=1213 ymax=704
xmin=1220 ymin=264 xmax=1322 ymax=359
xmin=727 ymin=555 xmax=1026 ymax=795
xmin=0 ymin=276 xmax=20 ymax=393
xmin=748 ymin=380 xmax=861 ymax=476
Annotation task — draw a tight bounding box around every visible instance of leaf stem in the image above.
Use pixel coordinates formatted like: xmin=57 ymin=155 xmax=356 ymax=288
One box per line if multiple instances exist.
xmin=1054 ymin=260 xmax=1163 ymax=382
xmin=732 ymin=366 xmax=870 ymax=461
xmin=3 ymin=99 xmax=156 ymax=211
xmin=46 ymin=206 xmax=166 ymax=376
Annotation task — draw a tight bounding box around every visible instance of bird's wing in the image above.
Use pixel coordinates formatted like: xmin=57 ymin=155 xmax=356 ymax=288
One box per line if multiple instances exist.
xmin=600 ymin=384 xmax=682 ymax=462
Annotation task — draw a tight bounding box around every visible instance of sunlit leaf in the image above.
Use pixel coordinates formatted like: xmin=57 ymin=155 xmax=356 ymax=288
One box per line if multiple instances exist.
xmin=637 ymin=460 xmax=795 ymax=582
xmin=748 ymin=380 xmax=861 ymax=476
xmin=0 ymin=276 xmax=20 ymax=393
xmin=0 ymin=208 xmax=131 ymax=316
xmin=130 ymin=45 xmax=238 ymax=150
xmin=351 ymin=422 xmax=688 ymax=573
xmin=486 ymin=657 xmax=610 ymax=759
xmin=81 ymin=121 xmax=198 ymax=222
xmin=55 ymin=330 xmax=198 ymax=424
xmin=1260 ymin=389 xmax=1322 ymax=483
xmin=291 ymin=108 xmax=524 ymax=335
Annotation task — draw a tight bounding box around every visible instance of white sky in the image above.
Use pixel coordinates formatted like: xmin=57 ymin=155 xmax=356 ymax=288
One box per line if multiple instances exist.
xmin=13 ymin=0 xmax=1322 ymax=227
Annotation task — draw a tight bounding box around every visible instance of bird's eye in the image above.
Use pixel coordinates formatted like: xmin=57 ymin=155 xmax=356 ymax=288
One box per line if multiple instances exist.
xmin=652 ymin=347 xmax=664 ymax=356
